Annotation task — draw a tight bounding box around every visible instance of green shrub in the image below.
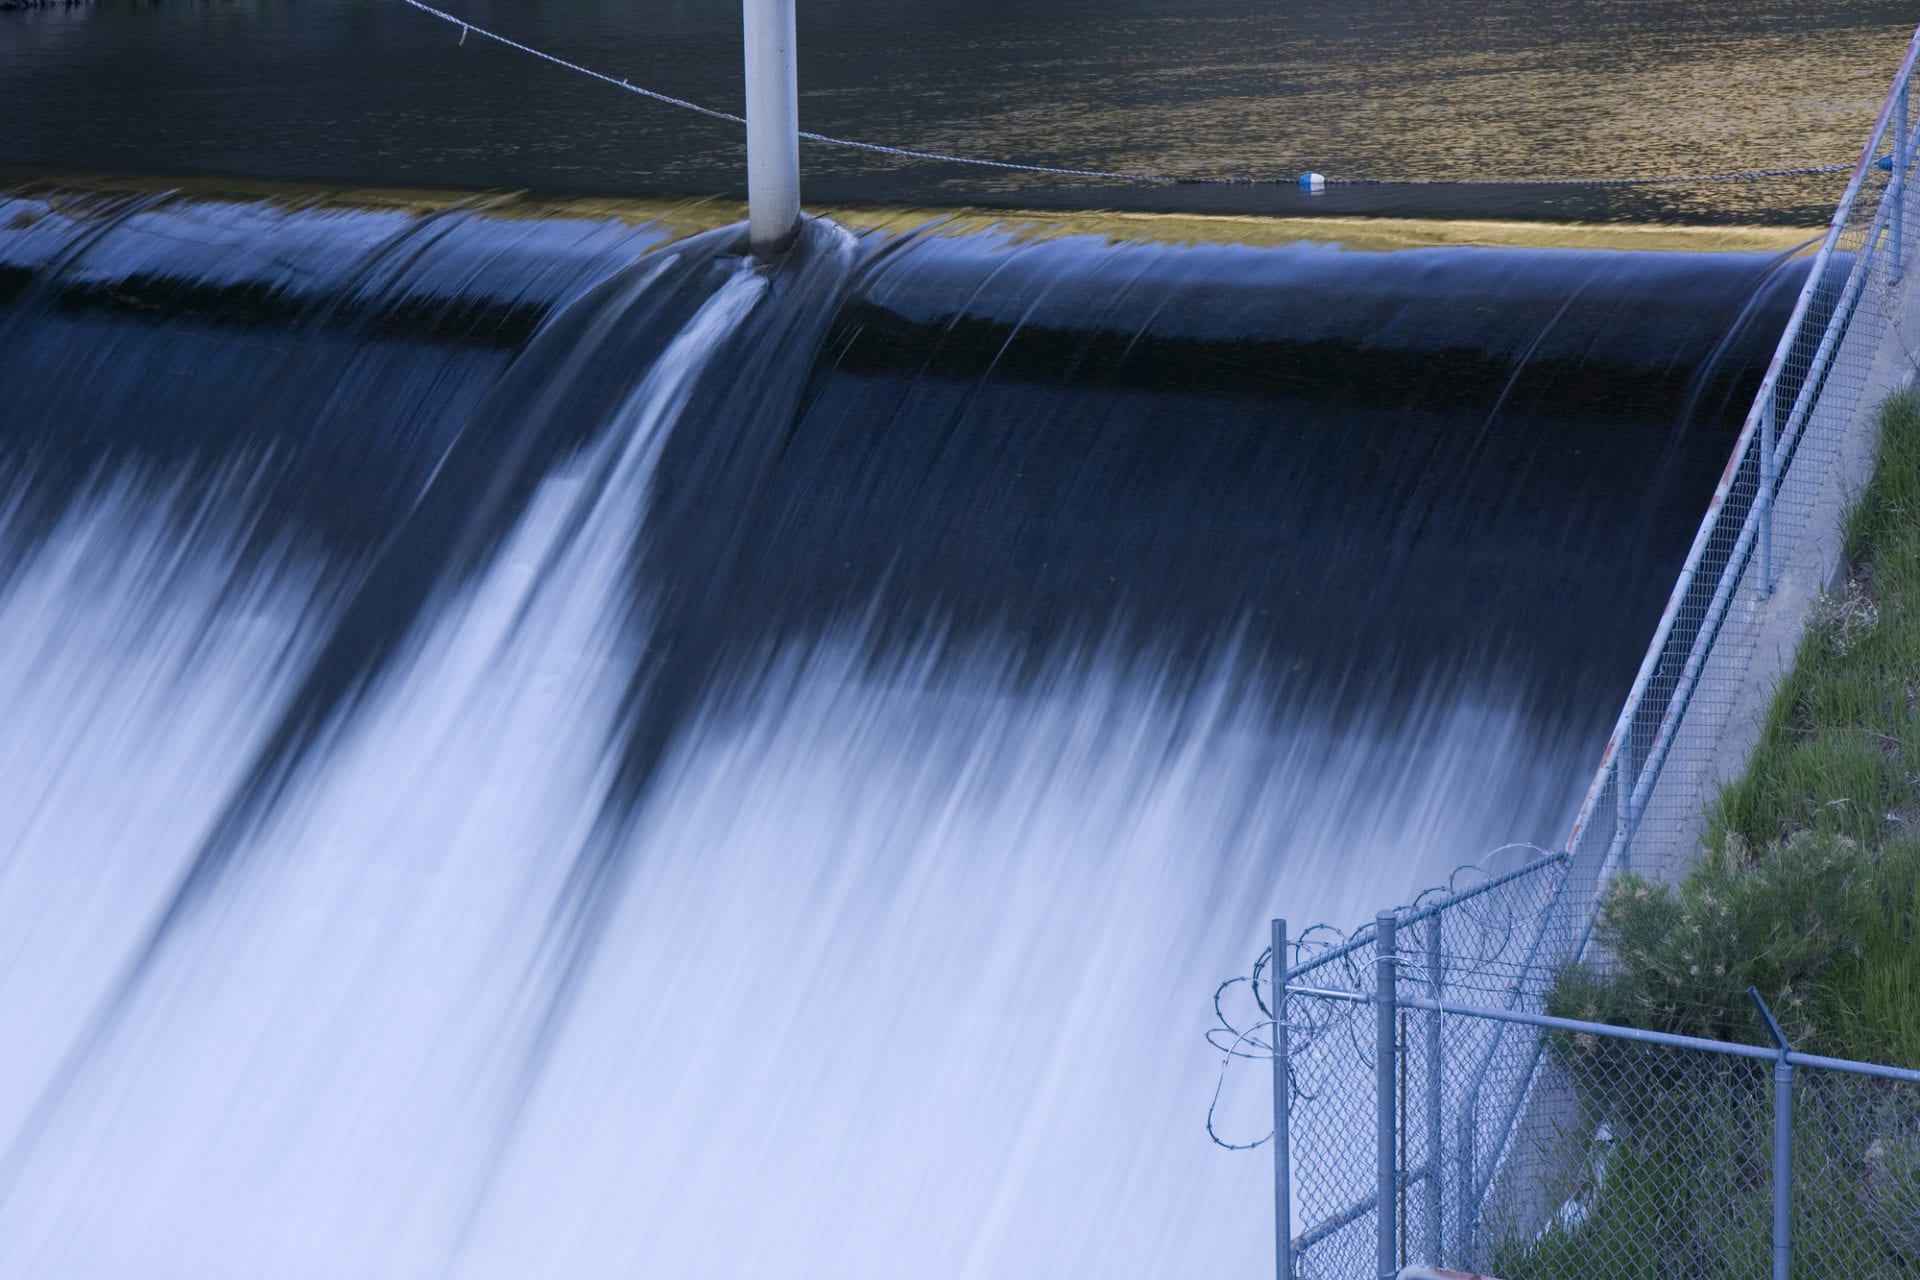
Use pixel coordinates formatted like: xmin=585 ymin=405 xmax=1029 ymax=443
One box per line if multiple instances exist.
xmin=1545 ymin=831 xmax=1882 ymax=1053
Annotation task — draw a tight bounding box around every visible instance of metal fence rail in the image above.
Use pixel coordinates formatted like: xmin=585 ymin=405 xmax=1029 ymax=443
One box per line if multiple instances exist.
xmin=1216 ymin=22 xmax=1920 ymax=1280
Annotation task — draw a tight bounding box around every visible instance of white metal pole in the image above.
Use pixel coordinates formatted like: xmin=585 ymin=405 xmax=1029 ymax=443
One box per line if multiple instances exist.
xmin=743 ymin=0 xmax=801 ymax=259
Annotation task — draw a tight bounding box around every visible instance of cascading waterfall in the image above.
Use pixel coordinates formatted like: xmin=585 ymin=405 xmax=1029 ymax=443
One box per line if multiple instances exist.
xmin=0 ymin=188 xmax=1804 ymax=1276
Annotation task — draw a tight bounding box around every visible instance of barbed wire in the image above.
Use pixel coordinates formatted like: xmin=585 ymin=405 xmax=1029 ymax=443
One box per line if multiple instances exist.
xmin=398 ymin=0 xmax=1859 ymax=191
xmin=1204 ymin=826 xmax=1885 ymax=1157
xmin=1205 ymin=844 xmax=1574 ymax=1150
xmin=1206 ymin=1019 xmax=1277 ymax=1150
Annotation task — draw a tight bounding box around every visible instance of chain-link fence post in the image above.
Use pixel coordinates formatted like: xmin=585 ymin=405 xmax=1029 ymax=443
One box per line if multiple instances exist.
xmin=1748 ymin=986 xmax=1797 ymax=1280
xmin=1894 ymin=80 xmax=1910 ymax=283
xmin=1272 ymin=918 xmax=1293 ymax=1280
xmin=1455 ymin=1100 xmax=1476 ymax=1268
xmin=1615 ymin=736 xmax=1634 ymax=873
xmin=1760 ymin=394 xmax=1776 ymax=596
xmin=1422 ymin=916 xmax=1443 ymax=1266
xmin=1374 ymin=911 xmax=1399 ymax=1280
xmin=1772 ymin=1055 xmax=1795 ymax=1280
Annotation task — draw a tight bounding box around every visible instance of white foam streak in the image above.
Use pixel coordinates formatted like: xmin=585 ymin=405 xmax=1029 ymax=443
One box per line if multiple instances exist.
xmin=0 ymin=483 xmax=319 ymax=1149
xmin=458 ymin=646 xmax=1578 ymax=1279
xmin=0 ymin=268 xmax=766 ymax=1277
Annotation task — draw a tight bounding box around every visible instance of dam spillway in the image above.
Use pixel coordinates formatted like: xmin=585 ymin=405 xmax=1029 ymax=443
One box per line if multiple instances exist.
xmin=0 ymin=187 xmax=1806 ymax=1276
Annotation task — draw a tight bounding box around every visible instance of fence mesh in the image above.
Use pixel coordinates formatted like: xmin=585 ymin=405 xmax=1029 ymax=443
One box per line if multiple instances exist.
xmin=1599 ymin=42 xmax=1920 ymax=889
xmin=1257 ymin=855 xmax=1601 ymax=1279
xmin=1470 ymin=1029 xmax=1920 ymax=1278
xmin=1261 ymin=930 xmax=1920 ymax=1279
xmin=1218 ymin=29 xmax=1920 ymax=1278
xmin=1280 ymin=925 xmax=1385 ymax=1279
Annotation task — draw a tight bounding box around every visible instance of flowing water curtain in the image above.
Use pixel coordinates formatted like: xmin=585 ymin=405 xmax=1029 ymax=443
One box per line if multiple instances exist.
xmin=0 ymin=187 xmax=1814 ymax=1276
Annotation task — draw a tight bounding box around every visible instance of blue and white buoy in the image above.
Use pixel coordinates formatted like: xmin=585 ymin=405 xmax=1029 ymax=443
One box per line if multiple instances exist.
xmin=1299 ymin=171 xmax=1327 ymax=194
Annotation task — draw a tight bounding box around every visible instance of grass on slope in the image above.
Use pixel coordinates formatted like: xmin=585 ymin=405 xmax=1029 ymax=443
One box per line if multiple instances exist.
xmin=1499 ymin=390 xmax=1920 ymax=1279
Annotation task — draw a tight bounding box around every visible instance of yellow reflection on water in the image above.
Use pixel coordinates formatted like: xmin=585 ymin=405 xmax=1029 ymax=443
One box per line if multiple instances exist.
xmin=5 ymin=171 xmax=1825 ymax=255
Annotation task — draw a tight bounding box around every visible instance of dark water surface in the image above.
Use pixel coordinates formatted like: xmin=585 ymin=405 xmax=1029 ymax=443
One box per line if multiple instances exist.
xmin=1 ymin=0 xmax=1914 ymax=221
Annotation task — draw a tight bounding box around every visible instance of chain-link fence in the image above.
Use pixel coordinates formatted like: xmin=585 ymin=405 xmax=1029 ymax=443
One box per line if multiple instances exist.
xmin=1209 ymin=855 xmax=1599 ymax=1280
xmin=1212 ymin=25 xmax=1920 ymax=1279
xmin=1481 ymin=1021 xmax=1920 ymax=1279
xmin=1592 ymin=24 xmax=1920 ymax=888
xmin=1254 ymin=920 xmax=1920 ymax=1280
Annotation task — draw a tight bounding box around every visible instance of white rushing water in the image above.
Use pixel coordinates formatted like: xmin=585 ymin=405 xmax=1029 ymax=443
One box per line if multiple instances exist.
xmin=0 ymin=260 xmax=1590 ymax=1279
